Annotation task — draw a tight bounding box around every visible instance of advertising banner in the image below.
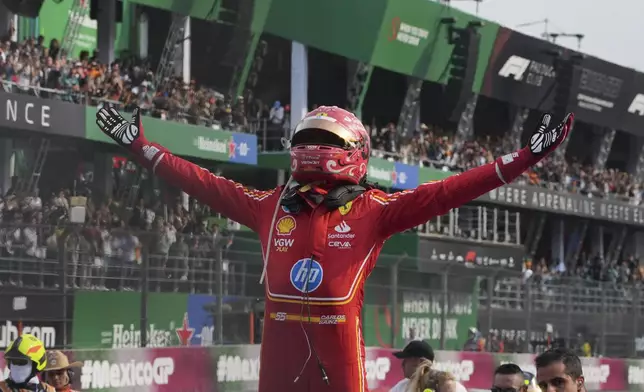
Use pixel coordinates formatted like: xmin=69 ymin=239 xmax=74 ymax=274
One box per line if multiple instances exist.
xmin=0 ymin=345 xmax=642 ymax=391
xmin=84 ymin=108 xmax=258 ymax=165
xmin=0 ymin=291 xmax=72 ymax=349
xmin=363 ymin=286 xmax=478 ymax=351
xmin=482 ymin=27 xmax=644 ymax=135
xmin=72 ymin=291 xmax=224 ymax=349
xmin=367 ymin=158 xmax=419 ymax=189
xmin=417 ymin=237 xmax=525 ymax=271
xmin=622 ymin=72 xmax=644 ymax=134
xmin=479 ymin=184 xmax=644 ymax=227
xmin=481 ymin=27 xmax=557 ymax=111
xmin=571 ymin=55 xmax=636 ymax=132
xmin=0 ymin=91 xmax=85 ymax=138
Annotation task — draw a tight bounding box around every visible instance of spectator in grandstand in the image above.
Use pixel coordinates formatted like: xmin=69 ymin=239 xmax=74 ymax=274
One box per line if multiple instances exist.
xmin=488 ymin=330 xmax=505 ymax=353
xmin=389 ymin=340 xmax=436 ymax=392
xmin=571 ymin=333 xmax=592 ymax=358
xmin=535 ymin=348 xmax=584 ymax=392
xmin=462 ymin=327 xmax=485 ymax=351
xmin=168 ymin=232 xmax=190 ymax=286
xmin=150 ymin=217 xmax=177 ymax=290
xmin=492 ymin=363 xmax=525 ymax=392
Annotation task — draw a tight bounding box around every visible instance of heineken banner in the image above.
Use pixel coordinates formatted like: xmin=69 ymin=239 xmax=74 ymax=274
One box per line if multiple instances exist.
xmin=2 ymin=346 xmax=641 ymax=391
xmin=483 ymin=27 xmax=644 ymax=135
xmin=72 ymin=291 xmax=249 ymax=349
xmin=417 ymin=237 xmax=525 ymax=271
xmin=0 ymin=290 xmax=73 ymax=349
xmin=478 ymin=184 xmax=644 ymax=227
xmin=84 ymin=108 xmax=258 ymax=165
xmin=367 ymin=159 xmax=419 ymax=189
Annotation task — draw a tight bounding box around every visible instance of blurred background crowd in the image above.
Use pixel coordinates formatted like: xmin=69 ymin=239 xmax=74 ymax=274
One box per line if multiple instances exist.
xmin=0 ymin=34 xmax=640 ymax=206
xmin=0 ymin=33 xmax=641 ymax=294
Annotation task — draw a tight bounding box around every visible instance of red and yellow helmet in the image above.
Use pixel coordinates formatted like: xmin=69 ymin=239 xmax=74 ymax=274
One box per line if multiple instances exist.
xmin=290 ymin=106 xmax=370 ymax=185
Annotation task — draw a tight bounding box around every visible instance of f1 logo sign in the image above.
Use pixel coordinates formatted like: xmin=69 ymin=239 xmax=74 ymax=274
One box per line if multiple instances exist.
xmin=628 ymin=94 xmax=644 ymax=116
xmin=498 ymin=55 xmax=531 ymax=81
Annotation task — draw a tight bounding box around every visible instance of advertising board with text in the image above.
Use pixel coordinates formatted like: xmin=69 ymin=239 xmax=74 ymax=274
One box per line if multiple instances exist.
xmin=84 ymin=107 xmax=258 ymax=165
xmin=478 ymin=184 xmax=644 ymax=227
xmin=482 ymin=27 xmax=644 ymax=136
xmin=367 ymin=158 xmax=419 ymax=189
xmin=0 ymin=290 xmax=73 ymax=349
xmin=72 ymin=291 xmax=231 ymax=349
xmin=417 ymin=237 xmax=525 ymax=272
xmin=0 ymin=91 xmax=85 ymax=138
xmin=363 ymin=286 xmax=478 ymax=351
xmin=2 ymin=345 xmax=644 ymax=391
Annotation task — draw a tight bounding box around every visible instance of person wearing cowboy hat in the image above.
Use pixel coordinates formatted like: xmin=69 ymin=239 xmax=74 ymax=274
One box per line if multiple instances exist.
xmin=42 ymin=351 xmax=82 ymax=392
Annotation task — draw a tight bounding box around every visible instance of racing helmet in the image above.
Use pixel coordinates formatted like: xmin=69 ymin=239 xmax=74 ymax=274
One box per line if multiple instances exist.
xmin=4 ymin=333 xmax=48 ymax=372
xmin=290 ymin=106 xmax=370 ymax=185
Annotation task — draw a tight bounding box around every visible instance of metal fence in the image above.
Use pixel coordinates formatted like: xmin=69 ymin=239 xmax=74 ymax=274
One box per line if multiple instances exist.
xmin=0 ymin=223 xmax=641 ymax=357
xmin=415 ymin=205 xmax=521 ymax=244
xmin=479 ymin=275 xmax=644 ymax=358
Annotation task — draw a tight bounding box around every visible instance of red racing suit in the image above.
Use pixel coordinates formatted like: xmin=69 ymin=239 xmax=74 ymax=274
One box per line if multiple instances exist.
xmin=129 ymin=134 xmax=542 ymax=392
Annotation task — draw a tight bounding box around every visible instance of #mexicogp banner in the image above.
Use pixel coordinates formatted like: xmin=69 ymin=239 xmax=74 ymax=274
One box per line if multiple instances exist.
xmin=84 ymin=107 xmax=258 ymax=165
xmin=1 ymin=347 xmax=640 ymax=391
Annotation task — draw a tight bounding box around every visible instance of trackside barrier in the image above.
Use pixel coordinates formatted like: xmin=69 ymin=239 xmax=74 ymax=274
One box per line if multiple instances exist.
xmin=0 ymin=346 xmax=640 ymax=391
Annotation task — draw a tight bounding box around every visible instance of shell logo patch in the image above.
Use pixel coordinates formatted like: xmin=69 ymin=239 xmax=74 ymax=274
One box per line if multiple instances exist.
xmin=276 ymin=216 xmax=297 ymax=236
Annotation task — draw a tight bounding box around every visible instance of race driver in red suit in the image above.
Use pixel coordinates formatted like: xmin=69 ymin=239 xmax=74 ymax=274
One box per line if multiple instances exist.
xmin=95 ymin=103 xmax=573 ymax=392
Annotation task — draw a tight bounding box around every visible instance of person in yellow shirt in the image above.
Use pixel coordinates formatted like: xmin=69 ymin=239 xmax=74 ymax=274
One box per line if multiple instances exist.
xmin=0 ymin=333 xmax=55 ymax=392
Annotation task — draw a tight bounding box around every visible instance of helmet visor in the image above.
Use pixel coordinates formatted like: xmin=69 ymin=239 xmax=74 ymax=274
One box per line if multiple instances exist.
xmin=7 ymin=358 xmax=29 ymax=366
xmin=291 ymin=128 xmax=353 ymax=149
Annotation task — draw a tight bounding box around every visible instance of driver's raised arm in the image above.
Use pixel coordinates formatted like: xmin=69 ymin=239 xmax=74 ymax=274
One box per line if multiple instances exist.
xmin=375 ymin=113 xmax=574 ymax=239
xmin=95 ymin=105 xmax=272 ymax=232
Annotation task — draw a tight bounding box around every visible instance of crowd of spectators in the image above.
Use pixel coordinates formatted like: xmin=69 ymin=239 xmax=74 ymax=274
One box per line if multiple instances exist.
xmin=0 ymin=30 xmax=641 ymax=204
xmin=521 ymin=253 xmax=644 ymax=288
xmin=2 ymin=32 xmax=640 ymax=204
xmin=0 ymin=33 xmax=269 ymax=132
xmin=2 ymin=31 xmax=644 ymax=292
xmin=0 ymin=159 xmax=240 ymax=294
xmin=369 ymin=121 xmax=643 ymax=205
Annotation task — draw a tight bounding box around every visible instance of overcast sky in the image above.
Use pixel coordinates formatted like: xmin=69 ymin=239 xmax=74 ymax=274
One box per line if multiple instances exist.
xmin=449 ymin=0 xmax=643 ymax=72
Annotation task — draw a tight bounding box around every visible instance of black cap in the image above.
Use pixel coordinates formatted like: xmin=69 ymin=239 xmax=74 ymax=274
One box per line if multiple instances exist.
xmin=393 ymin=340 xmax=435 ymax=361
